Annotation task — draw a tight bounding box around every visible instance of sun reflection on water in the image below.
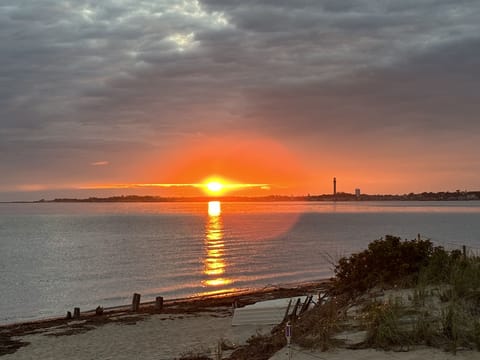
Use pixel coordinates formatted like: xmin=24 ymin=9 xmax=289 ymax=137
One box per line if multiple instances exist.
xmin=203 ymin=201 xmax=233 ymax=288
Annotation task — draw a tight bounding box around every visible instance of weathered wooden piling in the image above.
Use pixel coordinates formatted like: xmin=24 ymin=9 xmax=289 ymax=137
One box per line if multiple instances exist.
xmin=132 ymin=293 xmax=141 ymax=312
xmin=73 ymin=307 xmax=80 ymax=318
xmin=155 ymin=296 xmax=164 ymax=311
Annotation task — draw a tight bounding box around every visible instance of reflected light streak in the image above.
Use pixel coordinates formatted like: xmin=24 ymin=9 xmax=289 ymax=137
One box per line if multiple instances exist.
xmin=208 ymin=201 xmax=221 ymax=216
xmin=203 ymin=201 xmax=233 ymax=287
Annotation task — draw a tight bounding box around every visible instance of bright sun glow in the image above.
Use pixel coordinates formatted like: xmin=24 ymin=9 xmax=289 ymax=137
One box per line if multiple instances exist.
xmin=203 ymin=177 xmax=228 ymax=195
xmin=206 ymin=181 xmax=223 ymax=193
xmin=79 ymin=176 xmax=270 ymax=197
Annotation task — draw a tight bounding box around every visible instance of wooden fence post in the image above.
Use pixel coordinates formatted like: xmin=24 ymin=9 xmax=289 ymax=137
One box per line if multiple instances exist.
xmin=300 ymin=295 xmax=313 ymax=315
xmin=132 ymin=293 xmax=141 ymax=312
xmin=282 ymin=299 xmax=293 ymax=322
xmin=290 ymin=298 xmax=302 ymax=320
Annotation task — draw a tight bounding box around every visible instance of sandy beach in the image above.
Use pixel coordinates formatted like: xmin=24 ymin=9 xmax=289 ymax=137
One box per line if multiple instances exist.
xmin=0 ymin=282 xmax=326 ymax=359
xmin=4 ymin=313 xmax=479 ymax=360
xmin=2 ymin=281 xmax=479 ymax=360
xmin=2 ymin=310 xmax=247 ymax=360
xmin=269 ymin=346 xmax=479 ymax=360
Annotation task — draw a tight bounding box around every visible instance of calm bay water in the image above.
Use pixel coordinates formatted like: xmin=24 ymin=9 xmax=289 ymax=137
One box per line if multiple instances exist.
xmin=1 ymin=201 xmax=480 ymax=324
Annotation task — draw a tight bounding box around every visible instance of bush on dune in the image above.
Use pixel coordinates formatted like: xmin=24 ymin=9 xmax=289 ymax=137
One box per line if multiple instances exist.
xmin=333 ymin=235 xmax=436 ymax=295
xmin=329 ymin=235 xmax=480 ymax=353
xmin=230 ymin=235 xmax=480 ymax=356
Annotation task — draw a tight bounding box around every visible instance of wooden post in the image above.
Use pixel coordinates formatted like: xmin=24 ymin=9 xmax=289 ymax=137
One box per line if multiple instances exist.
xmin=291 ymin=298 xmax=302 ymax=320
xmin=73 ymin=307 xmax=80 ymax=319
xmin=318 ymin=292 xmax=327 ymax=306
xmin=155 ymin=296 xmax=164 ymax=311
xmin=132 ymin=293 xmax=141 ymax=312
xmin=300 ymin=295 xmax=313 ymax=315
xmin=282 ymin=299 xmax=293 ymax=322
xmin=463 ymin=245 xmax=467 ymax=259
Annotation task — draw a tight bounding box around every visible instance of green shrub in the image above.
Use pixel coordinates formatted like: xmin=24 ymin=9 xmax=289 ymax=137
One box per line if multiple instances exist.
xmin=333 ymin=235 xmax=435 ymax=295
xmin=420 ymin=247 xmax=462 ymax=285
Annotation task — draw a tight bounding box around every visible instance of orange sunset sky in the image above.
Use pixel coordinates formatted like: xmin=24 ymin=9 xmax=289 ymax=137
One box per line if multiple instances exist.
xmin=1 ymin=1 xmax=479 ymax=201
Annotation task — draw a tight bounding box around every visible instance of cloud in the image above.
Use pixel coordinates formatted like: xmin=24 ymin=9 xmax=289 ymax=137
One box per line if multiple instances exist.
xmin=91 ymin=161 xmax=109 ymax=166
xmin=239 ymin=36 xmax=480 ymax=136
xmin=1 ymin=0 xmax=479 ymax=193
xmin=3 ymin=0 xmax=478 ymax=133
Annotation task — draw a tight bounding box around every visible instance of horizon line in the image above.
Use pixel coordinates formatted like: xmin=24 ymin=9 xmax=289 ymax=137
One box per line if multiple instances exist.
xmin=2 ymin=190 xmax=479 ymax=204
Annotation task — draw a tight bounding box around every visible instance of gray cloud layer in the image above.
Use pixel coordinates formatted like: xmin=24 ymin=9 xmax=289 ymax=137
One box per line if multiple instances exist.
xmin=1 ymin=0 xmax=479 ymax=192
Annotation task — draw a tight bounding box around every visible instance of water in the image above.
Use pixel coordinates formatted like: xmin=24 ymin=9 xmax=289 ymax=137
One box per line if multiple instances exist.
xmin=1 ymin=201 xmax=479 ymax=324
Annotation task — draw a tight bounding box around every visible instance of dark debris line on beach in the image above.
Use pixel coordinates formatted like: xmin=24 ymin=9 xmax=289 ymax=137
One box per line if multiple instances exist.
xmin=0 ymin=333 xmax=30 ymax=356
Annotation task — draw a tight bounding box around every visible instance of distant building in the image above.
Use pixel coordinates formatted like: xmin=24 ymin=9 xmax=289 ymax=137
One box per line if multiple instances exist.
xmin=333 ymin=177 xmax=337 ymax=196
xmin=355 ymin=188 xmax=361 ymax=198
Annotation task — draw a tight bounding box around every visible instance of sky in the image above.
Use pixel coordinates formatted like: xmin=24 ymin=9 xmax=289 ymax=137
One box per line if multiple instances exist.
xmin=1 ymin=0 xmax=480 ymax=201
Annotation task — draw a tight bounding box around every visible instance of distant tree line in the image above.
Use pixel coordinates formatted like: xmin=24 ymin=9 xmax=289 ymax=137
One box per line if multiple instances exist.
xmin=308 ymin=190 xmax=479 ymax=201
xmin=34 ymin=191 xmax=480 ymax=203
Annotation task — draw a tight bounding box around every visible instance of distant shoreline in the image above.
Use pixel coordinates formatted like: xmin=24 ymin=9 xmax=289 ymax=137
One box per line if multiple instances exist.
xmin=1 ymin=191 xmax=479 ymax=204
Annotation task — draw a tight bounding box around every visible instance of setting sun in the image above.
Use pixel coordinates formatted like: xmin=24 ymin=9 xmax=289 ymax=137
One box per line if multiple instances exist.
xmin=206 ymin=181 xmax=223 ymax=193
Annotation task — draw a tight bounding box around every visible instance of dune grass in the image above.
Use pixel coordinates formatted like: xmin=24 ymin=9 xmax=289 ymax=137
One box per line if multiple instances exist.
xmin=297 ymin=236 xmax=480 ymax=353
xmin=225 ymin=236 xmax=480 ymax=358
